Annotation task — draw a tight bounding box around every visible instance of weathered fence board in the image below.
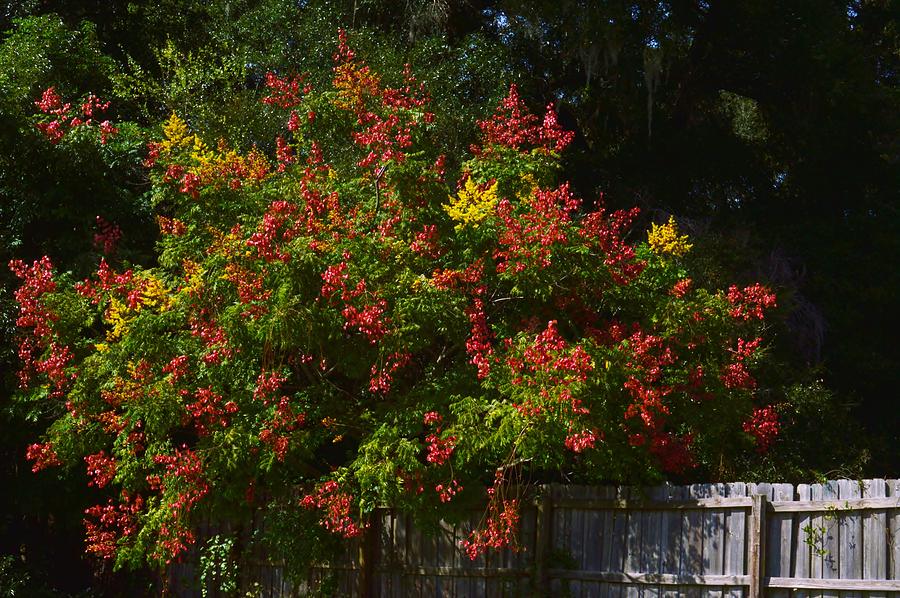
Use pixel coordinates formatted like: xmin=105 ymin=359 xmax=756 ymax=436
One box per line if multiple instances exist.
xmin=170 ymin=479 xmax=900 ymax=597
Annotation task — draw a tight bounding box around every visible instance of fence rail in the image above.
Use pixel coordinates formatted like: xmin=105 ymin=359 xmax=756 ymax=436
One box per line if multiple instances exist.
xmin=172 ymin=478 xmax=900 ymax=597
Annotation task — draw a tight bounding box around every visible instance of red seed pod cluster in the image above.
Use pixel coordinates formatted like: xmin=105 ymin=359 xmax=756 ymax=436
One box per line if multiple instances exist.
xmin=83 ymin=491 xmax=144 ymax=560
xmin=475 ymin=84 xmax=573 ymax=154
xmin=743 ymin=405 xmax=779 ymax=453
xmin=300 ymin=480 xmax=363 ymax=538
xmin=727 ymin=283 xmax=777 ymax=320
xmin=461 ymin=495 xmax=521 ymax=560
xmin=33 ymin=87 xmax=118 ymax=144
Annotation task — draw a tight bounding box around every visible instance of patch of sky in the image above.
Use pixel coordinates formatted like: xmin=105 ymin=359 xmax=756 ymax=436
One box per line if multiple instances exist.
xmin=773 ymin=171 xmax=787 ymax=188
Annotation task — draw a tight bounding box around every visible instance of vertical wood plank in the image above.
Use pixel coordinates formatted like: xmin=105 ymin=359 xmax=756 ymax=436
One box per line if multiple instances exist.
xmin=750 ymin=483 xmax=774 ymax=598
xmin=768 ymin=483 xmax=794 ymax=598
xmin=379 ymin=510 xmax=393 ymax=597
xmin=584 ymin=487 xmax=603 ymax=577
xmin=661 ymin=483 xmax=682 ymax=579
xmin=680 ymin=484 xmax=704 ymax=598
xmin=608 ymin=485 xmax=628 ymax=598
xmin=517 ymin=498 xmax=536 ymax=584
xmin=888 ymin=480 xmax=900 ymax=598
xmin=822 ymin=481 xmax=840 ymax=598
xmin=613 ymin=484 xmax=629 ymax=574
xmin=724 ymin=482 xmax=746 ymax=598
xmin=838 ymin=480 xmax=862 ymax=598
xmin=748 ymin=493 xmax=766 ymax=598
xmin=534 ymin=484 xmax=552 ymax=596
xmin=399 ymin=512 xmax=411 ymax=597
xmin=625 ymin=487 xmax=643 ymax=598
xmin=810 ymin=483 xmax=826 ymax=598
xmin=863 ymin=479 xmax=888 ymax=598
xmin=641 ymin=485 xmax=666 ymax=598
xmin=795 ymin=483 xmax=812 ymax=598
xmin=435 ymin=518 xmax=454 ymax=597
xmin=422 ymin=524 xmax=438 ymax=597
xmin=705 ymin=484 xmax=726 ymax=598
xmin=572 ymin=486 xmax=587 ymax=598
xmin=598 ymin=486 xmax=615 ymax=598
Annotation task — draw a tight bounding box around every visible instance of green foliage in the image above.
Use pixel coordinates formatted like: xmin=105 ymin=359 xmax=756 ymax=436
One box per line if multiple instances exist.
xmin=7 ymin=35 xmax=788 ymax=575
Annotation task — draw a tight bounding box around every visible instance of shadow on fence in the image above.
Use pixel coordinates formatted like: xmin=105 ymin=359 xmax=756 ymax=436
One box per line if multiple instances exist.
xmin=170 ymin=478 xmax=900 ymax=597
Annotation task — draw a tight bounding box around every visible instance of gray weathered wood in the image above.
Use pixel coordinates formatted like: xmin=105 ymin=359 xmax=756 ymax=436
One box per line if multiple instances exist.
xmin=863 ymin=479 xmax=888 ymax=598
xmin=610 ymin=485 xmax=629 ymax=585
xmin=768 ymin=483 xmax=794 ymax=598
xmin=838 ymin=479 xmax=862 ymax=598
xmin=795 ymin=483 xmax=813 ymax=598
xmin=681 ymin=484 xmax=707 ymax=598
xmin=748 ymin=493 xmax=766 ymax=598
xmin=534 ymin=484 xmax=552 ymax=594
xmin=890 ymin=480 xmax=900 ymax=592
xmin=712 ymin=484 xmax=729 ymax=598
xmin=547 ymin=570 xmax=750 ymax=585
xmin=811 ymin=483 xmax=827 ymax=598
xmin=645 ymin=486 xmax=667 ymax=573
xmin=173 ymin=478 xmax=900 ymax=598
xmin=597 ymin=485 xmax=616 ymax=598
xmin=661 ymin=483 xmax=682 ymax=578
xmin=765 ymin=577 xmax=900 ymax=591
xmin=625 ymin=487 xmax=643 ymax=598
xmin=555 ymin=497 xmax=755 ymax=510
xmin=768 ymin=498 xmax=900 ymax=512
xmin=584 ymin=487 xmax=603 ymax=576
xmin=889 ymin=479 xmax=900 ymax=598
xmin=823 ymin=480 xmax=840 ymax=598
xmin=573 ymin=487 xmax=588 ymax=591
xmin=626 ymin=487 xmax=643 ymax=576
xmin=724 ymin=482 xmax=746 ymax=598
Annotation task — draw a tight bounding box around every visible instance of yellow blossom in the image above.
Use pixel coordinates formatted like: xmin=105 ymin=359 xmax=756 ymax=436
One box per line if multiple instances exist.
xmin=443 ymin=178 xmax=500 ymax=230
xmin=103 ymin=274 xmax=173 ymax=341
xmin=158 ymin=112 xmax=193 ymax=155
xmin=648 ymin=216 xmax=693 ymax=257
xmin=104 ymin=298 xmax=131 ymax=341
xmin=139 ymin=275 xmax=174 ymax=311
xmin=190 ymin=136 xmax=215 ymax=166
xmin=180 ymin=260 xmax=204 ymax=296
xmin=517 ymin=173 xmax=539 ymax=201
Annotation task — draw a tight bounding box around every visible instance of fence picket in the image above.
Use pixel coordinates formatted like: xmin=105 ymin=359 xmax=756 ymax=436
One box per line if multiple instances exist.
xmin=724 ymin=482 xmax=746 ymax=598
xmin=838 ymin=479 xmax=863 ymax=598
xmin=889 ymin=480 xmax=900 ymax=598
xmin=796 ymin=483 xmax=814 ymax=598
xmin=823 ymin=480 xmax=840 ymax=598
xmin=770 ymin=483 xmax=794 ymax=598
xmin=863 ymin=479 xmax=887 ymax=598
xmin=625 ymin=486 xmax=643 ymax=598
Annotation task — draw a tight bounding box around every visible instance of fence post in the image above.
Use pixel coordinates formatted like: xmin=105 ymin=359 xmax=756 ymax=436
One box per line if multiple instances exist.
xmin=749 ymin=493 xmax=767 ymax=598
xmin=358 ymin=514 xmax=377 ymax=598
xmin=534 ymin=484 xmax=553 ymax=594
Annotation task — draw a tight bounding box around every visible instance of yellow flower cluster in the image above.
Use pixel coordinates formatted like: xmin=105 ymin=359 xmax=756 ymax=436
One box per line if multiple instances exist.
xmin=103 ymin=274 xmax=174 ymax=341
xmin=648 ymin=216 xmax=693 ymax=257
xmin=517 ymin=173 xmax=539 ymax=201
xmin=443 ymin=178 xmax=500 ymax=230
xmin=180 ymin=260 xmax=204 ymax=295
xmin=157 ymin=113 xmax=269 ymax=181
xmin=158 ymin=112 xmax=195 ymax=156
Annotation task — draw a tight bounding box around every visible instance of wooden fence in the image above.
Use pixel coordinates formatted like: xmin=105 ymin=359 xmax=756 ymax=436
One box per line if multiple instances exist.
xmin=173 ymin=478 xmax=900 ymax=597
